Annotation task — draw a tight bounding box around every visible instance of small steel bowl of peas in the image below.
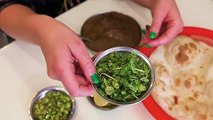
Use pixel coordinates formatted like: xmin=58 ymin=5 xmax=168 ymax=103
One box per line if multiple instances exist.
xmin=29 ymin=86 xmax=76 ymax=120
xmin=92 ymin=46 xmax=155 ymax=106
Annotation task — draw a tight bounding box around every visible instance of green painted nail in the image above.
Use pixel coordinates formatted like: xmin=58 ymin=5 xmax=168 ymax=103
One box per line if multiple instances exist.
xmin=150 ymin=32 xmax=157 ymax=39
xmin=90 ymin=73 xmax=100 ymax=84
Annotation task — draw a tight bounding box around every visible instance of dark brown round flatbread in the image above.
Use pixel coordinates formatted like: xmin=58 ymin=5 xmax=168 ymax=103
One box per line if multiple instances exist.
xmin=81 ymin=11 xmax=141 ymax=52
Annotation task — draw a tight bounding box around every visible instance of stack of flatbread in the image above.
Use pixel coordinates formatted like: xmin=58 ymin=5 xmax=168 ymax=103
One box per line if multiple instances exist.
xmin=150 ymin=35 xmax=213 ymax=120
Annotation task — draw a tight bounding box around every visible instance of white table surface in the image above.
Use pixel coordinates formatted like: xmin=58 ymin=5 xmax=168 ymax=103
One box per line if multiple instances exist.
xmin=0 ymin=0 xmax=213 ymax=120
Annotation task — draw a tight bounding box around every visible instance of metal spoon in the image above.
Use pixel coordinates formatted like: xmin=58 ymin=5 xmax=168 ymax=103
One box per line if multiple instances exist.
xmin=78 ymin=35 xmax=93 ymax=42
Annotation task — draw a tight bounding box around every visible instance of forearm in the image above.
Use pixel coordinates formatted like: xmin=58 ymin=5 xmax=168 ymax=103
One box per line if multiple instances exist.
xmin=0 ymin=4 xmax=59 ymax=45
xmin=132 ymin=0 xmax=154 ymax=9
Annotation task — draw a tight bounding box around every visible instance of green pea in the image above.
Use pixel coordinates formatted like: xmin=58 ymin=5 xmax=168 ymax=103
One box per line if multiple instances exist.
xmin=34 ymin=109 xmax=41 ymax=115
xmin=43 ymin=98 xmax=49 ymax=104
xmin=45 ymin=114 xmax=51 ymax=119
xmin=60 ymin=105 xmax=65 ymax=112
xmin=65 ymin=102 xmax=71 ymax=109
xmin=47 ymin=102 xmax=52 ymax=107
xmin=57 ymin=101 xmax=62 ymax=107
xmin=33 ymin=91 xmax=72 ymax=120
xmin=37 ymin=115 xmax=43 ymax=120
xmin=39 ymin=104 xmax=44 ymax=110
xmin=64 ymin=110 xmax=69 ymax=115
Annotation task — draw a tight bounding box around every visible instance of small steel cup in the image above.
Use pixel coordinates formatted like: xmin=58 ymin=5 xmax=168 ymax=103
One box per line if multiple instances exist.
xmin=92 ymin=46 xmax=155 ymax=105
xmin=29 ymin=86 xmax=76 ymax=120
xmin=87 ymin=96 xmax=119 ymax=111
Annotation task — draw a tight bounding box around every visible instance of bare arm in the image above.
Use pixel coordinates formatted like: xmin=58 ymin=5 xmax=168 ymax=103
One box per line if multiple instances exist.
xmin=0 ymin=4 xmax=69 ymax=45
xmin=1 ymin=4 xmax=41 ymax=44
xmin=0 ymin=4 xmax=97 ymax=96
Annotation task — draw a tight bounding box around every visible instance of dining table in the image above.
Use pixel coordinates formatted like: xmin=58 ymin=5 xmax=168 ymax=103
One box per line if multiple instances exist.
xmin=0 ymin=0 xmax=213 ymax=120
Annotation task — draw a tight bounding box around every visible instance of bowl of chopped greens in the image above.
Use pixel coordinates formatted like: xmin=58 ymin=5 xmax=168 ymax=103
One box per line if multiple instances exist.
xmin=93 ymin=46 xmax=155 ymax=105
xmin=29 ymin=86 xmax=76 ymax=120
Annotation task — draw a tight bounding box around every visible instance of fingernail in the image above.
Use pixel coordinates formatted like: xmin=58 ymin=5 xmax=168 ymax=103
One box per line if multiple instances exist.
xmin=90 ymin=73 xmax=100 ymax=84
xmin=149 ymin=32 xmax=157 ymax=39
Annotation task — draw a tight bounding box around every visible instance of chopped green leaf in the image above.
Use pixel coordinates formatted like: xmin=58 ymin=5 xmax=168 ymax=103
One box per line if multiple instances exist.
xmin=96 ymin=51 xmax=151 ymax=102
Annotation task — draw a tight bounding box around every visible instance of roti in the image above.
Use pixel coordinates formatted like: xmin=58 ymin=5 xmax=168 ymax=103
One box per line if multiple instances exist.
xmin=150 ymin=35 xmax=213 ymax=120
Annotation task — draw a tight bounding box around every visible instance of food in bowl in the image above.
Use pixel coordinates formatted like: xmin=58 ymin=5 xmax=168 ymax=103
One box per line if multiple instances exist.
xmin=30 ymin=87 xmax=75 ymax=120
xmin=81 ymin=11 xmax=141 ymax=52
xmin=149 ymin=35 xmax=213 ymax=120
xmin=93 ymin=47 xmax=155 ymax=105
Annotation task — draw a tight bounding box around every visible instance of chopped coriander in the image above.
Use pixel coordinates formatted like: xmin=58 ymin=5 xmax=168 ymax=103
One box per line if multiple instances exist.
xmin=96 ymin=51 xmax=151 ymax=102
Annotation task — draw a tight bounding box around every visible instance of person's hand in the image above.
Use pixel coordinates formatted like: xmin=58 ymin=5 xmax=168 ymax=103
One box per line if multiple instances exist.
xmin=37 ymin=16 xmax=99 ymax=97
xmin=136 ymin=0 xmax=184 ymax=47
xmin=0 ymin=4 xmax=98 ymax=97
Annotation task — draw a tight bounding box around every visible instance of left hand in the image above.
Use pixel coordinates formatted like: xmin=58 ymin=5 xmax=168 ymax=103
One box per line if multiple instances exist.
xmin=139 ymin=0 xmax=184 ymax=47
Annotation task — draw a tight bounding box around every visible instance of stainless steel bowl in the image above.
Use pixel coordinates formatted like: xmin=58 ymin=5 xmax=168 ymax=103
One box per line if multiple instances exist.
xmin=87 ymin=96 xmax=119 ymax=111
xmin=93 ymin=46 xmax=155 ymax=105
xmin=29 ymin=86 xmax=76 ymax=120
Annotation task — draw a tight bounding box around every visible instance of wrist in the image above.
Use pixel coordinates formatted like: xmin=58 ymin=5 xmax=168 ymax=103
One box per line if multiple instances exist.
xmin=26 ymin=14 xmax=70 ymax=45
xmin=28 ymin=14 xmax=76 ymax=48
xmin=25 ymin=14 xmax=55 ymax=45
xmin=132 ymin=0 xmax=155 ymax=9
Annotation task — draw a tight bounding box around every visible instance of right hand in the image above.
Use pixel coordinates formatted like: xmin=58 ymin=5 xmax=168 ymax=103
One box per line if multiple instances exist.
xmin=37 ymin=16 xmax=98 ymax=97
xmin=146 ymin=0 xmax=183 ymax=47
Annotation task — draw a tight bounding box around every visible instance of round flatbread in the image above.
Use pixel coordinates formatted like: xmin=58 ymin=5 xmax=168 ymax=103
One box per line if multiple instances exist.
xmin=150 ymin=35 xmax=213 ymax=120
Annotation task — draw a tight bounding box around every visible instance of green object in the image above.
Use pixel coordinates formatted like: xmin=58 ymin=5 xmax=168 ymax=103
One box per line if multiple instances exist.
xmin=105 ymin=86 xmax=115 ymax=95
xmin=32 ymin=91 xmax=72 ymax=120
xmin=95 ymin=52 xmax=151 ymax=102
xmin=91 ymin=73 xmax=100 ymax=84
xmin=141 ymin=29 xmax=147 ymax=35
xmin=145 ymin=25 xmax=151 ymax=30
xmin=139 ymin=43 xmax=152 ymax=48
xmin=149 ymin=32 xmax=157 ymax=39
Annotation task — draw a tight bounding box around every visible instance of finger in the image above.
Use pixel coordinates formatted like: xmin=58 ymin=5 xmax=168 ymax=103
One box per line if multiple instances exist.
xmin=60 ymin=64 xmax=94 ymax=96
xmin=77 ymin=85 xmax=94 ymax=96
xmin=147 ymin=21 xmax=182 ymax=47
xmin=92 ymin=51 xmax=102 ymax=61
xmin=74 ymin=61 xmax=84 ymax=75
xmin=76 ymin=74 xmax=91 ymax=85
xmin=47 ymin=70 xmax=60 ymax=80
xmin=140 ymin=38 xmax=150 ymax=44
xmin=76 ymin=74 xmax=94 ymax=96
xmin=69 ymin=35 xmax=97 ymax=83
xmin=149 ymin=3 xmax=168 ymax=39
